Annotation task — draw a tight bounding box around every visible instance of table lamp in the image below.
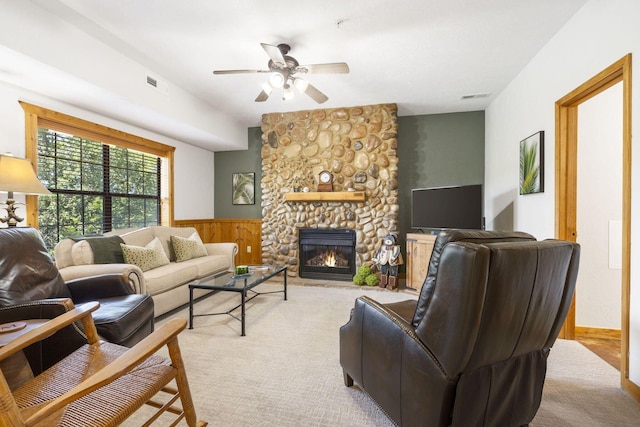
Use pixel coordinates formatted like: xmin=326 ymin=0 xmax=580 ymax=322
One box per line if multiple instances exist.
xmin=0 ymin=154 xmax=51 ymax=227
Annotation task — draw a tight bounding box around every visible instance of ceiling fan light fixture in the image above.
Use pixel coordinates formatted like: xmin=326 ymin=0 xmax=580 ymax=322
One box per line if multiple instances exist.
xmin=269 ymin=72 xmax=285 ymax=88
xmin=283 ymin=84 xmax=295 ymax=100
xmin=214 ymin=42 xmax=347 ymax=104
xmin=293 ymin=78 xmax=309 ymax=93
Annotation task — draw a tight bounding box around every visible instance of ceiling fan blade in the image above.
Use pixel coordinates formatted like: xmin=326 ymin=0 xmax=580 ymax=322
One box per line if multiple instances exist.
xmin=299 ymin=63 xmax=350 ymax=74
xmin=213 ymin=69 xmax=268 ymax=75
xmin=260 ymin=43 xmax=286 ymax=67
xmin=255 ymin=89 xmax=270 ymax=102
xmin=303 ymin=82 xmax=329 ymax=104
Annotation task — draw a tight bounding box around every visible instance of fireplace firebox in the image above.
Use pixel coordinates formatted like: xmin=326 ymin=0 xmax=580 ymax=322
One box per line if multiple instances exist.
xmin=298 ymin=228 xmax=356 ymax=281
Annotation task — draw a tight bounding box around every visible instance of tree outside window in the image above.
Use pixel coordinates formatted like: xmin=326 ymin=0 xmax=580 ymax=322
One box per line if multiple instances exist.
xmin=36 ymin=128 xmax=161 ymax=250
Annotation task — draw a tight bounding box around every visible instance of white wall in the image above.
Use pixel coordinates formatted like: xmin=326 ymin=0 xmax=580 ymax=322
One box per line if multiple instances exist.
xmin=576 ymin=83 xmax=622 ymax=329
xmin=485 ymin=0 xmax=640 ymax=384
xmin=0 ymin=80 xmax=215 ymax=221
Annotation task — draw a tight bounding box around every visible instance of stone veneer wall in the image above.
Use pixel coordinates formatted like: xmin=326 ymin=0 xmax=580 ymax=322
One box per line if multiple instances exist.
xmin=260 ymin=103 xmax=399 ymax=276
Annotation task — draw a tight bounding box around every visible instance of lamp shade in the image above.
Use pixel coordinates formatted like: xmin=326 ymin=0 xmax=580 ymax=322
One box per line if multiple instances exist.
xmin=0 ymin=155 xmax=51 ymax=195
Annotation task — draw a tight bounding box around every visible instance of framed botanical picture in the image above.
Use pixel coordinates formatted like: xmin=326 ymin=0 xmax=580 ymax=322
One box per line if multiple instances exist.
xmin=232 ymin=172 xmax=255 ymax=205
xmin=519 ymin=131 xmax=544 ymax=195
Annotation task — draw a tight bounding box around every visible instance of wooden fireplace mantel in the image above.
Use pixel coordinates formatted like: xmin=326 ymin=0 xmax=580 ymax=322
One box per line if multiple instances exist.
xmin=284 ymin=191 xmax=366 ymax=202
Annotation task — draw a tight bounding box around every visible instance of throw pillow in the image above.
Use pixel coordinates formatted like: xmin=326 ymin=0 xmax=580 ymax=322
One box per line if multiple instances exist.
xmin=70 ymin=235 xmax=125 ymax=264
xmin=170 ymin=233 xmax=207 ymax=263
xmin=189 ymin=232 xmax=208 ymax=257
xmin=71 ymin=240 xmax=94 ymax=265
xmin=120 ymin=237 xmax=170 ymax=272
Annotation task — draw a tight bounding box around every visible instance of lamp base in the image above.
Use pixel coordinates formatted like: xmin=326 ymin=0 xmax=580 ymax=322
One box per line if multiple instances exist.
xmin=1 ymin=199 xmax=24 ymax=227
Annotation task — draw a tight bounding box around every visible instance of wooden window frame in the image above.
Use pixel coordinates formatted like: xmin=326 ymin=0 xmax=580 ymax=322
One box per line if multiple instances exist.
xmin=20 ymin=101 xmax=175 ymax=228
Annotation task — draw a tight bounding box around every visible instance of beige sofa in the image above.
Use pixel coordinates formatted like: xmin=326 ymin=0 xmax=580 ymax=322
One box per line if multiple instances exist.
xmin=55 ymin=226 xmax=238 ymax=317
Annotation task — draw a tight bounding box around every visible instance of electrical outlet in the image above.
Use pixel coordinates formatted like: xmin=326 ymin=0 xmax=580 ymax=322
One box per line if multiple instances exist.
xmin=247 ymin=245 xmax=251 ymax=253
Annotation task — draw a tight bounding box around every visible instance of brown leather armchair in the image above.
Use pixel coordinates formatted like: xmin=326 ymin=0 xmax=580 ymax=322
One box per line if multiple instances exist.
xmin=340 ymin=230 xmax=580 ymax=427
xmin=0 ymin=227 xmax=154 ymax=374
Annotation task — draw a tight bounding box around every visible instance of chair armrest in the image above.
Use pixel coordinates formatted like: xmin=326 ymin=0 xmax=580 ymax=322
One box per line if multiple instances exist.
xmin=25 ymin=318 xmax=186 ymax=426
xmin=0 ymin=301 xmax=99 ymax=362
xmin=0 ymin=298 xmax=77 ymax=324
xmin=66 ymin=274 xmax=135 ymax=302
xmin=340 ymin=295 xmax=456 ymax=424
xmin=59 ymin=264 xmax=145 ymax=294
xmin=204 ymin=242 xmax=239 ymax=270
xmin=340 ymin=295 xmax=448 ymax=383
xmin=0 ymin=299 xmax=93 ymax=374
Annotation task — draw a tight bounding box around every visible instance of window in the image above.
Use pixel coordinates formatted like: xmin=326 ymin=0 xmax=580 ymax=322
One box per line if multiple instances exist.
xmin=21 ymin=102 xmax=175 ymax=250
xmin=37 ymin=129 xmax=163 ymax=247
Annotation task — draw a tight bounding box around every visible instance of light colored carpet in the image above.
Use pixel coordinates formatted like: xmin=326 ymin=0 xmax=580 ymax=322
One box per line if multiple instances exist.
xmin=125 ymin=281 xmax=640 ymax=426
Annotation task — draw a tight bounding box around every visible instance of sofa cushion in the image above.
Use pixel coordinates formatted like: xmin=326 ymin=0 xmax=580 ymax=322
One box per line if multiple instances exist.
xmin=142 ymin=254 xmax=229 ymax=297
xmin=143 ymin=262 xmax=199 ymax=296
xmin=119 ymin=227 xmax=156 ymax=248
xmin=190 ymin=254 xmax=231 ymax=278
xmin=104 ymin=227 xmax=141 ymax=236
xmin=170 ymin=233 xmax=207 ymax=262
xmin=89 ymin=294 xmax=155 ymax=346
xmin=54 ymin=238 xmax=75 ymax=269
xmin=120 ymin=238 xmax=170 ymax=272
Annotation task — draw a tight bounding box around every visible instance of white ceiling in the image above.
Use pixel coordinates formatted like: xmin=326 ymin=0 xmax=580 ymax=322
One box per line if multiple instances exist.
xmin=5 ymin=0 xmax=588 ymax=151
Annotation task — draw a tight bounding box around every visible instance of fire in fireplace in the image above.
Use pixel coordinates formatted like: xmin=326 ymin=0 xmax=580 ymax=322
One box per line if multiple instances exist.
xmin=298 ymin=228 xmax=356 ymax=281
xmin=307 ymin=249 xmax=349 ymax=268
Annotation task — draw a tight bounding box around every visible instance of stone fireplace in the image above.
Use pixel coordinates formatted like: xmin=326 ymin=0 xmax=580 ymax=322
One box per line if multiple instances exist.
xmin=260 ymin=103 xmax=399 ymax=278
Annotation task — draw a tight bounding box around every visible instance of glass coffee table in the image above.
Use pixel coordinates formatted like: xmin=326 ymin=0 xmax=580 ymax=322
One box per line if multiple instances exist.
xmin=188 ymin=265 xmax=287 ymax=336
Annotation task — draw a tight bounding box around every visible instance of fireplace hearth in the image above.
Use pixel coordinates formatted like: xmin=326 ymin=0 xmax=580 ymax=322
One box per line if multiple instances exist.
xmin=298 ymin=228 xmax=356 ymax=281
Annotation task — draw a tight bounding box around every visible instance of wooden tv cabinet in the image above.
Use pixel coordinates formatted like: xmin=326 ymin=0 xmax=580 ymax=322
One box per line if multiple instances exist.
xmin=405 ymin=233 xmax=436 ymax=292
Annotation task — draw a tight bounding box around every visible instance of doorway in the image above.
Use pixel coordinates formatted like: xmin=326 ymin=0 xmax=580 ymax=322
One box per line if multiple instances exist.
xmin=574 ymin=82 xmax=623 ymax=371
xmin=555 ymin=54 xmax=635 ymax=397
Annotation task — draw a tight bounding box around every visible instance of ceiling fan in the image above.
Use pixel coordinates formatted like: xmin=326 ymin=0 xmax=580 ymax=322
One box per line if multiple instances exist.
xmin=213 ymin=43 xmax=349 ymax=104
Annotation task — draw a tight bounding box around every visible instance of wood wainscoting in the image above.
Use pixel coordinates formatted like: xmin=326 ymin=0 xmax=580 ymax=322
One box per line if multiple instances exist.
xmin=575 ymin=326 xmax=621 ymax=340
xmin=173 ymin=218 xmax=262 ymax=266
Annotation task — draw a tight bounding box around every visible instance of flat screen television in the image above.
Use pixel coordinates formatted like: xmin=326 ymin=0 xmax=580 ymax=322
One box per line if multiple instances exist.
xmin=411 ymin=184 xmax=483 ymax=230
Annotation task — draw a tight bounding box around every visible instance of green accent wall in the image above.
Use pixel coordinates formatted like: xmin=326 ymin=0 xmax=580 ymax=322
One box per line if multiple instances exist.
xmin=215 ymin=111 xmax=485 ymax=246
xmin=397 ymin=111 xmax=485 ymax=246
xmin=214 ymin=127 xmax=263 ymax=219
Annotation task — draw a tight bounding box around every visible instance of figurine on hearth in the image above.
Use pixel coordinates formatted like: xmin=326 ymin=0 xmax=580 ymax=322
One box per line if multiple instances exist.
xmin=372 ymin=234 xmax=404 ymax=290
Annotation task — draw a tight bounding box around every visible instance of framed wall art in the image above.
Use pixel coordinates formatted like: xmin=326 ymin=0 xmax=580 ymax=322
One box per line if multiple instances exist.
xmin=519 ymin=131 xmax=544 ymax=195
xmin=232 ymin=172 xmax=255 ymax=205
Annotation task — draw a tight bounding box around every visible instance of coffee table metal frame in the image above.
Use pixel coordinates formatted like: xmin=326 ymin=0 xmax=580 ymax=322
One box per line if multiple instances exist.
xmin=188 ymin=266 xmax=287 ymax=336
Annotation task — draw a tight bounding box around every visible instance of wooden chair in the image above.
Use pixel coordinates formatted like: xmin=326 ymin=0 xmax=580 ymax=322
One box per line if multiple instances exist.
xmin=0 ymin=299 xmax=207 ymax=426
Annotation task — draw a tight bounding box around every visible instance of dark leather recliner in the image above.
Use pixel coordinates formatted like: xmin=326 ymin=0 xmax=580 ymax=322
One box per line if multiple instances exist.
xmin=340 ymin=230 xmax=580 ymax=427
xmin=0 ymin=227 xmax=154 ymax=374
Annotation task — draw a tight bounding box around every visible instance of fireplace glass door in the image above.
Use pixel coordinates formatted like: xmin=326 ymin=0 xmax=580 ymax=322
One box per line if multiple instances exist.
xmin=298 ymin=229 xmax=356 ymax=281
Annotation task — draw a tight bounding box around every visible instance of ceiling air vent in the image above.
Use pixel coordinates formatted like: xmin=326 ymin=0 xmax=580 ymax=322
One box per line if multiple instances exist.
xmin=145 ymin=73 xmax=169 ymax=95
xmin=461 ymin=93 xmax=490 ymax=100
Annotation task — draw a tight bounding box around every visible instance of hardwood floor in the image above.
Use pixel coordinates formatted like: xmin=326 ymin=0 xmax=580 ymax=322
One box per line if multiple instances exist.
xmin=576 ymin=336 xmax=621 ymax=370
